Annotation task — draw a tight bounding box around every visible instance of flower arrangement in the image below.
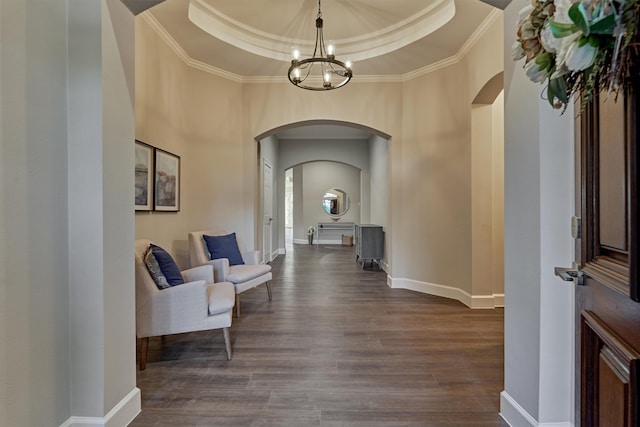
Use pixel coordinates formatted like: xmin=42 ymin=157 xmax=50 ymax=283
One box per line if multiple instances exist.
xmin=512 ymin=0 xmax=639 ymax=111
xmin=307 ymin=226 xmax=316 ymax=236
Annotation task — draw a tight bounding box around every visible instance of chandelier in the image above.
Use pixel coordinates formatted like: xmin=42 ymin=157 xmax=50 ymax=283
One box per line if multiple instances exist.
xmin=287 ymin=0 xmax=353 ymax=91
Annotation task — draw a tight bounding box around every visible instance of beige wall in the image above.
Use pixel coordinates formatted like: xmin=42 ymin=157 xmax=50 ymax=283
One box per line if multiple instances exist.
xmin=135 ymin=16 xmax=245 ymax=268
xmin=399 ymin=63 xmax=473 ymax=292
xmin=135 ymin=12 xmax=504 ymax=304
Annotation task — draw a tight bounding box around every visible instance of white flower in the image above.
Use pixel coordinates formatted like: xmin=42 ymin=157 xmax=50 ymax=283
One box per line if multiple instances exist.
xmin=517 ymin=5 xmax=534 ymax=27
xmin=525 ymin=59 xmax=550 ymax=82
xmin=565 ymin=39 xmax=598 ymax=71
xmin=516 ymin=5 xmax=533 ymax=27
xmin=512 ymin=40 xmax=526 ymax=60
xmin=554 ymin=0 xmax=583 ymax=24
xmin=539 ymin=22 xmax=561 ymax=53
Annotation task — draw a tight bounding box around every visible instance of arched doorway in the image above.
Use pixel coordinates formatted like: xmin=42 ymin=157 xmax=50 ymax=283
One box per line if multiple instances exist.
xmin=257 ymin=120 xmax=390 ymax=270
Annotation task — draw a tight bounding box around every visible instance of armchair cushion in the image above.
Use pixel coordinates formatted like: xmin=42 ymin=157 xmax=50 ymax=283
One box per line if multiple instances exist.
xmin=203 ymin=233 xmax=245 ymax=266
xmin=227 ymin=264 xmax=272 ymax=284
xmin=150 ymin=243 xmax=185 ymax=286
xmin=143 ymin=248 xmax=171 ymax=290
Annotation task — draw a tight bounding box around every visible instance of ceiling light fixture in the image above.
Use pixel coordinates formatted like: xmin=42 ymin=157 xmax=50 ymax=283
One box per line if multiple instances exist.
xmin=288 ymin=0 xmax=353 ymax=91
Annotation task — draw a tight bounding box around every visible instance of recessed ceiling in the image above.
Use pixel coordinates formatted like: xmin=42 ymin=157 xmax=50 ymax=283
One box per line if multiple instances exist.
xmin=144 ymin=0 xmax=499 ymax=79
xmin=140 ymin=0 xmax=501 ymax=139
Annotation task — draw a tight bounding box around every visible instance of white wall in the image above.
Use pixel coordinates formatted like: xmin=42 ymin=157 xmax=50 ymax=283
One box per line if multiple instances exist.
xmin=501 ymin=0 xmax=574 ymax=425
xmin=0 ymin=0 xmax=139 ymax=425
xmin=102 ymin=0 xmax=139 ymax=420
xmin=1 ymin=0 xmax=71 ymax=424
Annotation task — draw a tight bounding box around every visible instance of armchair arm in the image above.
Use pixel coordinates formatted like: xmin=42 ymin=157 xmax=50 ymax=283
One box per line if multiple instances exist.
xmin=202 ymin=258 xmax=230 ymax=282
xmin=241 ymin=250 xmax=261 ymax=265
xmin=137 ymin=280 xmax=208 ymax=337
xmin=182 ymin=265 xmax=214 ymax=284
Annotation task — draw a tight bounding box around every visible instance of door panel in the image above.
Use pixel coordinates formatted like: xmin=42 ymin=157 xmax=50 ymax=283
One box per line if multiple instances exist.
xmin=598 ymin=347 xmax=628 ymax=426
xmin=598 ymin=95 xmax=627 ymax=252
xmin=577 ymin=82 xmax=640 ymax=426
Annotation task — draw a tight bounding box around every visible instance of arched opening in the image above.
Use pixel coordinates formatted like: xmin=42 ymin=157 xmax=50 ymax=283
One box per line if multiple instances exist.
xmin=256 ymin=120 xmax=390 ymax=271
xmin=471 ymin=72 xmax=505 ymax=307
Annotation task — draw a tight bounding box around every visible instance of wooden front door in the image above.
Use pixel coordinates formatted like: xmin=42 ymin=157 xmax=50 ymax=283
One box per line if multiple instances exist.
xmin=576 ymin=83 xmax=640 ymax=426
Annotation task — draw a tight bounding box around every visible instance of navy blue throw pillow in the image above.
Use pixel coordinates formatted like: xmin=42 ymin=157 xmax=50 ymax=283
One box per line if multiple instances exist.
xmin=203 ymin=233 xmax=245 ymax=266
xmin=149 ymin=244 xmax=185 ymax=286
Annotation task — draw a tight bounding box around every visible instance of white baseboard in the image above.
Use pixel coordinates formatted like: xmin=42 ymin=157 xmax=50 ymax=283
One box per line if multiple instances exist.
xmin=499 ymin=391 xmax=573 ymax=427
xmin=500 ymin=391 xmax=537 ymax=427
xmin=60 ymin=387 xmax=141 ymax=427
xmin=388 ymin=277 xmax=504 ymax=309
xmin=278 ymin=247 xmax=286 ymax=255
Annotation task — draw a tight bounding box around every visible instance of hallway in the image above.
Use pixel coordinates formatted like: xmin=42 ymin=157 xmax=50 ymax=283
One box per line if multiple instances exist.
xmin=132 ymin=243 xmax=506 ymax=426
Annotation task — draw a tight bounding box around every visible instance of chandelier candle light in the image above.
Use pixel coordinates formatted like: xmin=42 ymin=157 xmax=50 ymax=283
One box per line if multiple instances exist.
xmin=288 ymin=0 xmax=353 ymax=90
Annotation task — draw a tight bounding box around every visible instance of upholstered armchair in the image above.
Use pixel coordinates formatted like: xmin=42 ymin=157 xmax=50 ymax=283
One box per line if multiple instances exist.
xmin=188 ymin=230 xmax=272 ymax=317
xmin=134 ymin=239 xmax=235 ymax=370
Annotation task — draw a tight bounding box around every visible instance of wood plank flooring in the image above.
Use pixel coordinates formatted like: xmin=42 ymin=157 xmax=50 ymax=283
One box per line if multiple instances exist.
xmin=131 ymin=243 xmax=507 ymax=426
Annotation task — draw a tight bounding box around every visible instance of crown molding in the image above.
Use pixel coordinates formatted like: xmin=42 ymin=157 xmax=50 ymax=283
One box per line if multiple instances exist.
xmin=188 ymin=0 xmax=456 ymax=63
xmin=140 ymin=11 xmax=243 ymax=83
xmin=141 ymin=8 xmax=502 ymax=85
xmin=401 ymin=9 xmax=502 ymax=81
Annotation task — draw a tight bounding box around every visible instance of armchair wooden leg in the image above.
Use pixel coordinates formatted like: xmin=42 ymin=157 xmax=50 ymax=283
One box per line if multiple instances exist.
xmin=235 ymin=294 xmax=241 ymax=318
xmin=139 ymin=337 xmax=149 ymax=370
xmin=265 ymin=281 xmax=272 ymax=301
xmin=223 ymin=327 xmax=232 ymax=360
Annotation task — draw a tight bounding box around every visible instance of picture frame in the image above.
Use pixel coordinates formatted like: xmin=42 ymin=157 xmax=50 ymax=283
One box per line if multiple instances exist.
xmin=134 ymin=140 xmax=154 ymax=211
xmin=154 ymin=148 xmax=180 ymax=212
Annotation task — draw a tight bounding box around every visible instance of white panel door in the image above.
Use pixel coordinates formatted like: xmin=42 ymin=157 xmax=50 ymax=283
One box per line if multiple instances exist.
xmin=263 ymin=160 xmax=273 ymax=264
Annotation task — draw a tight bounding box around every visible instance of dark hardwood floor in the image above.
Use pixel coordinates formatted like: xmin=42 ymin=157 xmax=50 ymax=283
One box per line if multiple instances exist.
xmin=131 ymin=242 xmax=507 ymax=426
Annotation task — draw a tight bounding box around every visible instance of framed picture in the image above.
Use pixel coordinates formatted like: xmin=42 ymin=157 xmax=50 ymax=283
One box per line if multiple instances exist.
xmin=154 ymin=148 xmax=180 ymax=212
xmin=134 ymin=140 xmax=154 ymax=211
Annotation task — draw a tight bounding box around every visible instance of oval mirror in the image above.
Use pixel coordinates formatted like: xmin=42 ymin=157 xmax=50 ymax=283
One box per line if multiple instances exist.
xmin=322 ymin=188 xmax=350 ymax=217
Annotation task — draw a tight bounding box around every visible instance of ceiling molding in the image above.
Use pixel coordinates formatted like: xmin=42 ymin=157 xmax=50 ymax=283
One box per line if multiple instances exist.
xmin=141 ymin=7 xmax=502 ymax=85
xmin=401 ymin=9 xmax=502 ymax=81
xmin=140 ymin=11 xmax=243 ymax=83
xmin=188 ymin=0 xmax=456 ymax=63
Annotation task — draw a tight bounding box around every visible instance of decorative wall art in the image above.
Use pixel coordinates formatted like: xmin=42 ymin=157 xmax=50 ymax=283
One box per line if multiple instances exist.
xmin=134 ymin=140 xmax=154 ymax=211
xmin=154 ymin=148 xmax=180 ymax=212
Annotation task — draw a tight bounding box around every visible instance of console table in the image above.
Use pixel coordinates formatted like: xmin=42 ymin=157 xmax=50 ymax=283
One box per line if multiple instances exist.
xmin=355 ymin=224 xmax=384 ymax=269
xmin=316 ymin=221 xmax=354 ymax=246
